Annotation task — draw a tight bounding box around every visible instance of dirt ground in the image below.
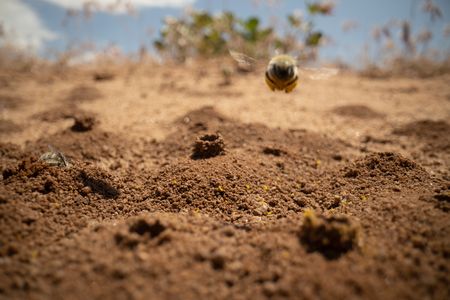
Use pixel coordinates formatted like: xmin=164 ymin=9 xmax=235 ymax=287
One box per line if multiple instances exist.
xmin=1 ymin=61 xmax=449 ymax=299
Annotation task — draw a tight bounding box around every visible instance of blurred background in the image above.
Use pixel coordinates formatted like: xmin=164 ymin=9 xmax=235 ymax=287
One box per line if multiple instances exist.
xmin=0 ymin=0 xmax=449 ymax=70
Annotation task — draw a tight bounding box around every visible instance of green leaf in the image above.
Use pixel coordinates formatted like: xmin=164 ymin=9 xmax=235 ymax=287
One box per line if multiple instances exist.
xmin=306 ymin=32 xmax=323 ymax=46
xmin=192 ymin=12 xmax=213 ymax=29
xmin=245 ymin=17 xmax=260 ymax=32
xmin=307 ymin=2 xmax=333 ymax=15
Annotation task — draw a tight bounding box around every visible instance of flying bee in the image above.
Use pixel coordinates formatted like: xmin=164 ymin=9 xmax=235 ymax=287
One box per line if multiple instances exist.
xmin=229 ymin=50 xmax=338 ymax=93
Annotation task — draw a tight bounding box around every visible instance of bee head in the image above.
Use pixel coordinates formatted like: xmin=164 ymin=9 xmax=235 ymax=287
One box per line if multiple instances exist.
xmin=272 ymin=63 xmax=295 ymax=80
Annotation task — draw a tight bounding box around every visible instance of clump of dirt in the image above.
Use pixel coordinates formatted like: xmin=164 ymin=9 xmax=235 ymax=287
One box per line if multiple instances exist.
xmin=129 ymin=218 xmax=166 ymax=237
xmin=191 ymin=133 xmax=225 ymax=159
xmin=71 ymin=113 xmax=98 ymax=132
xmin=65 ymin=84 xmax=102 ymax=103
xmin=299 ymin=210 xmax=361 ymax=259
xmin=332 ymin=104 xmax=384 ymax=119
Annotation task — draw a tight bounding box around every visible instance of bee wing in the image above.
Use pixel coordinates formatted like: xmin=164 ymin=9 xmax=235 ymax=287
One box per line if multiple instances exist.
xmin=299 ymin=67 xmax=339 ymax=80
xmin=228 ymin=50 xmax=258 ymax=68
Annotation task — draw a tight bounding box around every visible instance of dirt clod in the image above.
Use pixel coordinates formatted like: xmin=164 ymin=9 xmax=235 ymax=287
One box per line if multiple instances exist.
xmin=129 ymin=219 xmax=166 ymax=238
xmin=299 ymin=210 xmax=361 ymax=259
xmin=71 ymin=114 xmax=97 ymax=132
xmin=191 ymin=133 xmax=225 ymax=159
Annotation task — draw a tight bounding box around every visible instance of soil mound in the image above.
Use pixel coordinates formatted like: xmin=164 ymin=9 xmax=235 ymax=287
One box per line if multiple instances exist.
xmin=0 ymin=147 xmax=129 ymax=263
xmin=2 ymin=156 xmax=119 ymax=199
xmin=147 ymin=152 xmax=309 ymax=219
xmin=341 ymin=152 xmax=427 ymax=184
xmin=26 ymin=127 xmax=128 ymax=163
xmin=160 ymin=106 xmax=348 ymax=164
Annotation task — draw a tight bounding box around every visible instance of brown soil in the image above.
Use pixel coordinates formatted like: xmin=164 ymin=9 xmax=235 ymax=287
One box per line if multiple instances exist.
xmin=64 ymin=84 xmax=103 ymax=104
xmin=0 ymin=120 xmax=22 ymax=134
xmin=1 ymin=63 xmax=449 ymax=300
xmin=332 ymin=104 xmax=385 ymax=119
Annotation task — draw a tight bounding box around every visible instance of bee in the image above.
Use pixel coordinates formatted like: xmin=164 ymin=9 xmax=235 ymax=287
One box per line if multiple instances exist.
xmin=229 ymin=50 xmax=338 ymax=93
xmin=39 ymin=145 xmax=71 ymax=168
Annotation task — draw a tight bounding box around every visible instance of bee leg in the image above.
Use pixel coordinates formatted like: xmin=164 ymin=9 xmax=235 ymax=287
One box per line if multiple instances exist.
xmin=284 ymin=80 xmax=298 ymax=93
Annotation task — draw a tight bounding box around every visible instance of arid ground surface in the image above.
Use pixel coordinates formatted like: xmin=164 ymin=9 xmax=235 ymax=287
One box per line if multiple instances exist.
xmin=1 ymin=61 xmax=449 ymax=299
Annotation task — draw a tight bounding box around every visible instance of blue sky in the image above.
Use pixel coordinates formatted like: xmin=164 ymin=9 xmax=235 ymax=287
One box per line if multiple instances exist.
xmin=1 ymin=0 xmax=449 ymax=65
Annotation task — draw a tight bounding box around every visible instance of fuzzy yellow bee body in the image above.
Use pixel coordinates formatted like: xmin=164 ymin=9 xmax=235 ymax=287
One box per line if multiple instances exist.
xmin=265 ymin=55 xmax=299 ymax=93
xmin=229 ymin=50 xmax=338 ymax=93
